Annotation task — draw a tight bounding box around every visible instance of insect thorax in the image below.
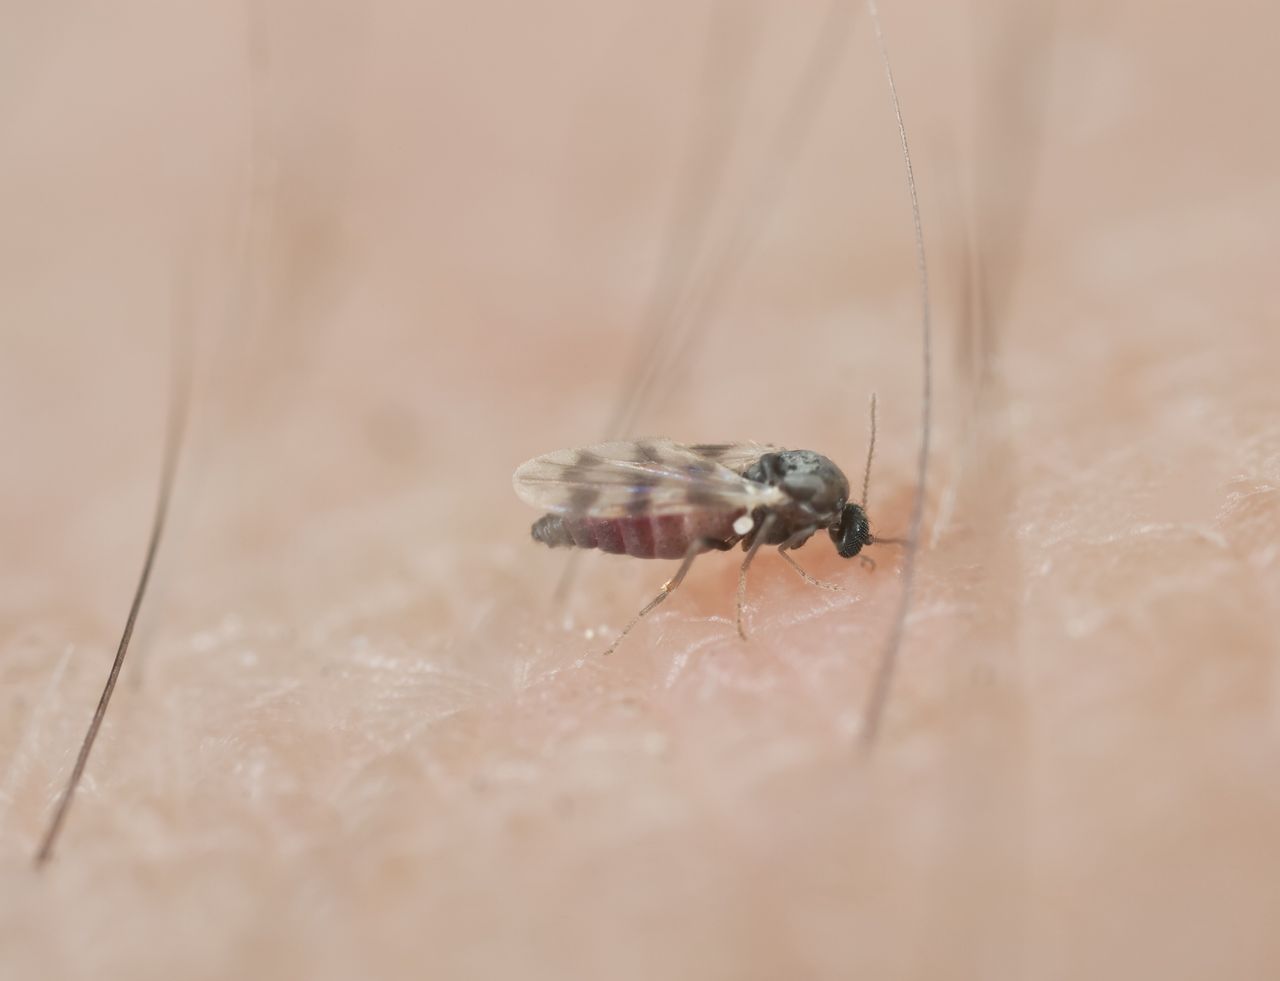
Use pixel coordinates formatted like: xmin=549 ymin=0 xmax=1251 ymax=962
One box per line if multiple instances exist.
xmin=741 ymin=449 xmax=850 ymax=543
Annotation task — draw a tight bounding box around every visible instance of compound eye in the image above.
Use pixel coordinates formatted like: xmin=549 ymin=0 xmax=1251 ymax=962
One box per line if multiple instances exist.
xmin=854 ymin=513 xmax=869 ymax=541
xmin=829 ymin=503 xmax=869 ymax=558
xmin=832 ymin=530 xmax=862 ymax=558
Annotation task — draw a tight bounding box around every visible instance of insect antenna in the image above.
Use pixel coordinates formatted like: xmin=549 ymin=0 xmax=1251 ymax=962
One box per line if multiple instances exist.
xmin=860 ymin=393 xmax=907 ymax=548
xmin=34 ymin=304 xmax=192 ymax=867
xmin=861 ymin=392 xmax=878 ymax=510
xmin=860 ymin=0 xmax=933 ymax=750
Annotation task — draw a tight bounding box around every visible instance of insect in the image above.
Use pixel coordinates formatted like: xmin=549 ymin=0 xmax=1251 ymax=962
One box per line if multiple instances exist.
xmin=514 ymin=397 xmax=896 ymax=655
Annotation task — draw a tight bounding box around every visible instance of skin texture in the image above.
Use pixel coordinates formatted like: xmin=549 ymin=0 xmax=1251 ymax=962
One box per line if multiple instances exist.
xmin=2 ymin=1 xmax=1278 ymax=978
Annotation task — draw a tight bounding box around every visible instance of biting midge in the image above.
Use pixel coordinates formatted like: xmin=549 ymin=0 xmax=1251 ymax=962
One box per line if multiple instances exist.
xmin=514 ymin=396 xmax=895 ymax=654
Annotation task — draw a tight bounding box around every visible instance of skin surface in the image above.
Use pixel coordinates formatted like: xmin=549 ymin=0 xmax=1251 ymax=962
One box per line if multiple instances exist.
xmin=2 ymin=1 xmax=1278 ymax=978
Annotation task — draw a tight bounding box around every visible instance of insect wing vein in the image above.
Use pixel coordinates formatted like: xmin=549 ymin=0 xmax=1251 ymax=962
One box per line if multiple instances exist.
xmin=513 ymin=439 xmax=779 ymax=517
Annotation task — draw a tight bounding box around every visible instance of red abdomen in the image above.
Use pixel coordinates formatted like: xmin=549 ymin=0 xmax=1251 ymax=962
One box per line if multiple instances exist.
xmin=562 ymin=512 xmax=741 ymax=559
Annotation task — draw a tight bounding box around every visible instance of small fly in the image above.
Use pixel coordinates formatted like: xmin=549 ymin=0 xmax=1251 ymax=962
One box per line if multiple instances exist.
xmin=514 ymin=396 xmax=897 ymax=654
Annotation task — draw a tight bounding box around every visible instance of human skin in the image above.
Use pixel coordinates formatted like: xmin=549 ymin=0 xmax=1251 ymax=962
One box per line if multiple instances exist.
xmin=2 ymin=1 xmax=1278 ymax=979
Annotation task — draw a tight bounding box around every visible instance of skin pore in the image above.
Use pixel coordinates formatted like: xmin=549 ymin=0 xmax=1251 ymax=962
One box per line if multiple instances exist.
xmin=2 ymin=1 xmax=1278 ymax=978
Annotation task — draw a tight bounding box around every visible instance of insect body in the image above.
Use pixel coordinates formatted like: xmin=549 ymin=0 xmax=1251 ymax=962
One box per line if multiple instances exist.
xmin=514 ymin=416 xmax=889 ymax=654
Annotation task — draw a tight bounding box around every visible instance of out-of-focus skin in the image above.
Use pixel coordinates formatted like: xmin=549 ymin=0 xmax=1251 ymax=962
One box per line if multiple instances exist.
xmin=2 ymin=1 xmax=1278 ymax=978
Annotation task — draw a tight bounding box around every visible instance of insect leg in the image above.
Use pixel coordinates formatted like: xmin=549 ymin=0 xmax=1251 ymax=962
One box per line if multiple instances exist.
xmin=864 ymin=534 xmax=909 ymax=571
xmin=856 ymin=534 xmax=909 ymax=572
xmin=778 ymin=548 xmax=843 ymax=592
xmin=600 ymin=537 xmax=733 ymax=657
xmin=735 ymin=512 xmax=778 ymax=641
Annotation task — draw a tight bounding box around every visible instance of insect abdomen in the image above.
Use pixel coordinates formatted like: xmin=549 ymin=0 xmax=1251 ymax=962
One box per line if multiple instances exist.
xmin=531 ymin=512 xmax=740 ymax=559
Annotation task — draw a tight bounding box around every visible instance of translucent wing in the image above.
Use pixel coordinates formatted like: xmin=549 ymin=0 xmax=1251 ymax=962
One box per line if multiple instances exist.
xmin=686 ymin=441 xmax=782 ymax=474
xmin=513 ymin=439 xmax=784 ymax=517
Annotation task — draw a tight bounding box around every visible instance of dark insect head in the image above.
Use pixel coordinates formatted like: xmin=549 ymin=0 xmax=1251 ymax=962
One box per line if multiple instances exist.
xmin=830 ymin=502 xmax=872 ymax=558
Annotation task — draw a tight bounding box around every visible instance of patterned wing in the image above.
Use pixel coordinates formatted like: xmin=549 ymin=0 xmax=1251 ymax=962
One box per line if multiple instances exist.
xmin=513 ymin=439 xmax=783 ymax=517
xmin=686 ymin=441 xmax=782 ymax=475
